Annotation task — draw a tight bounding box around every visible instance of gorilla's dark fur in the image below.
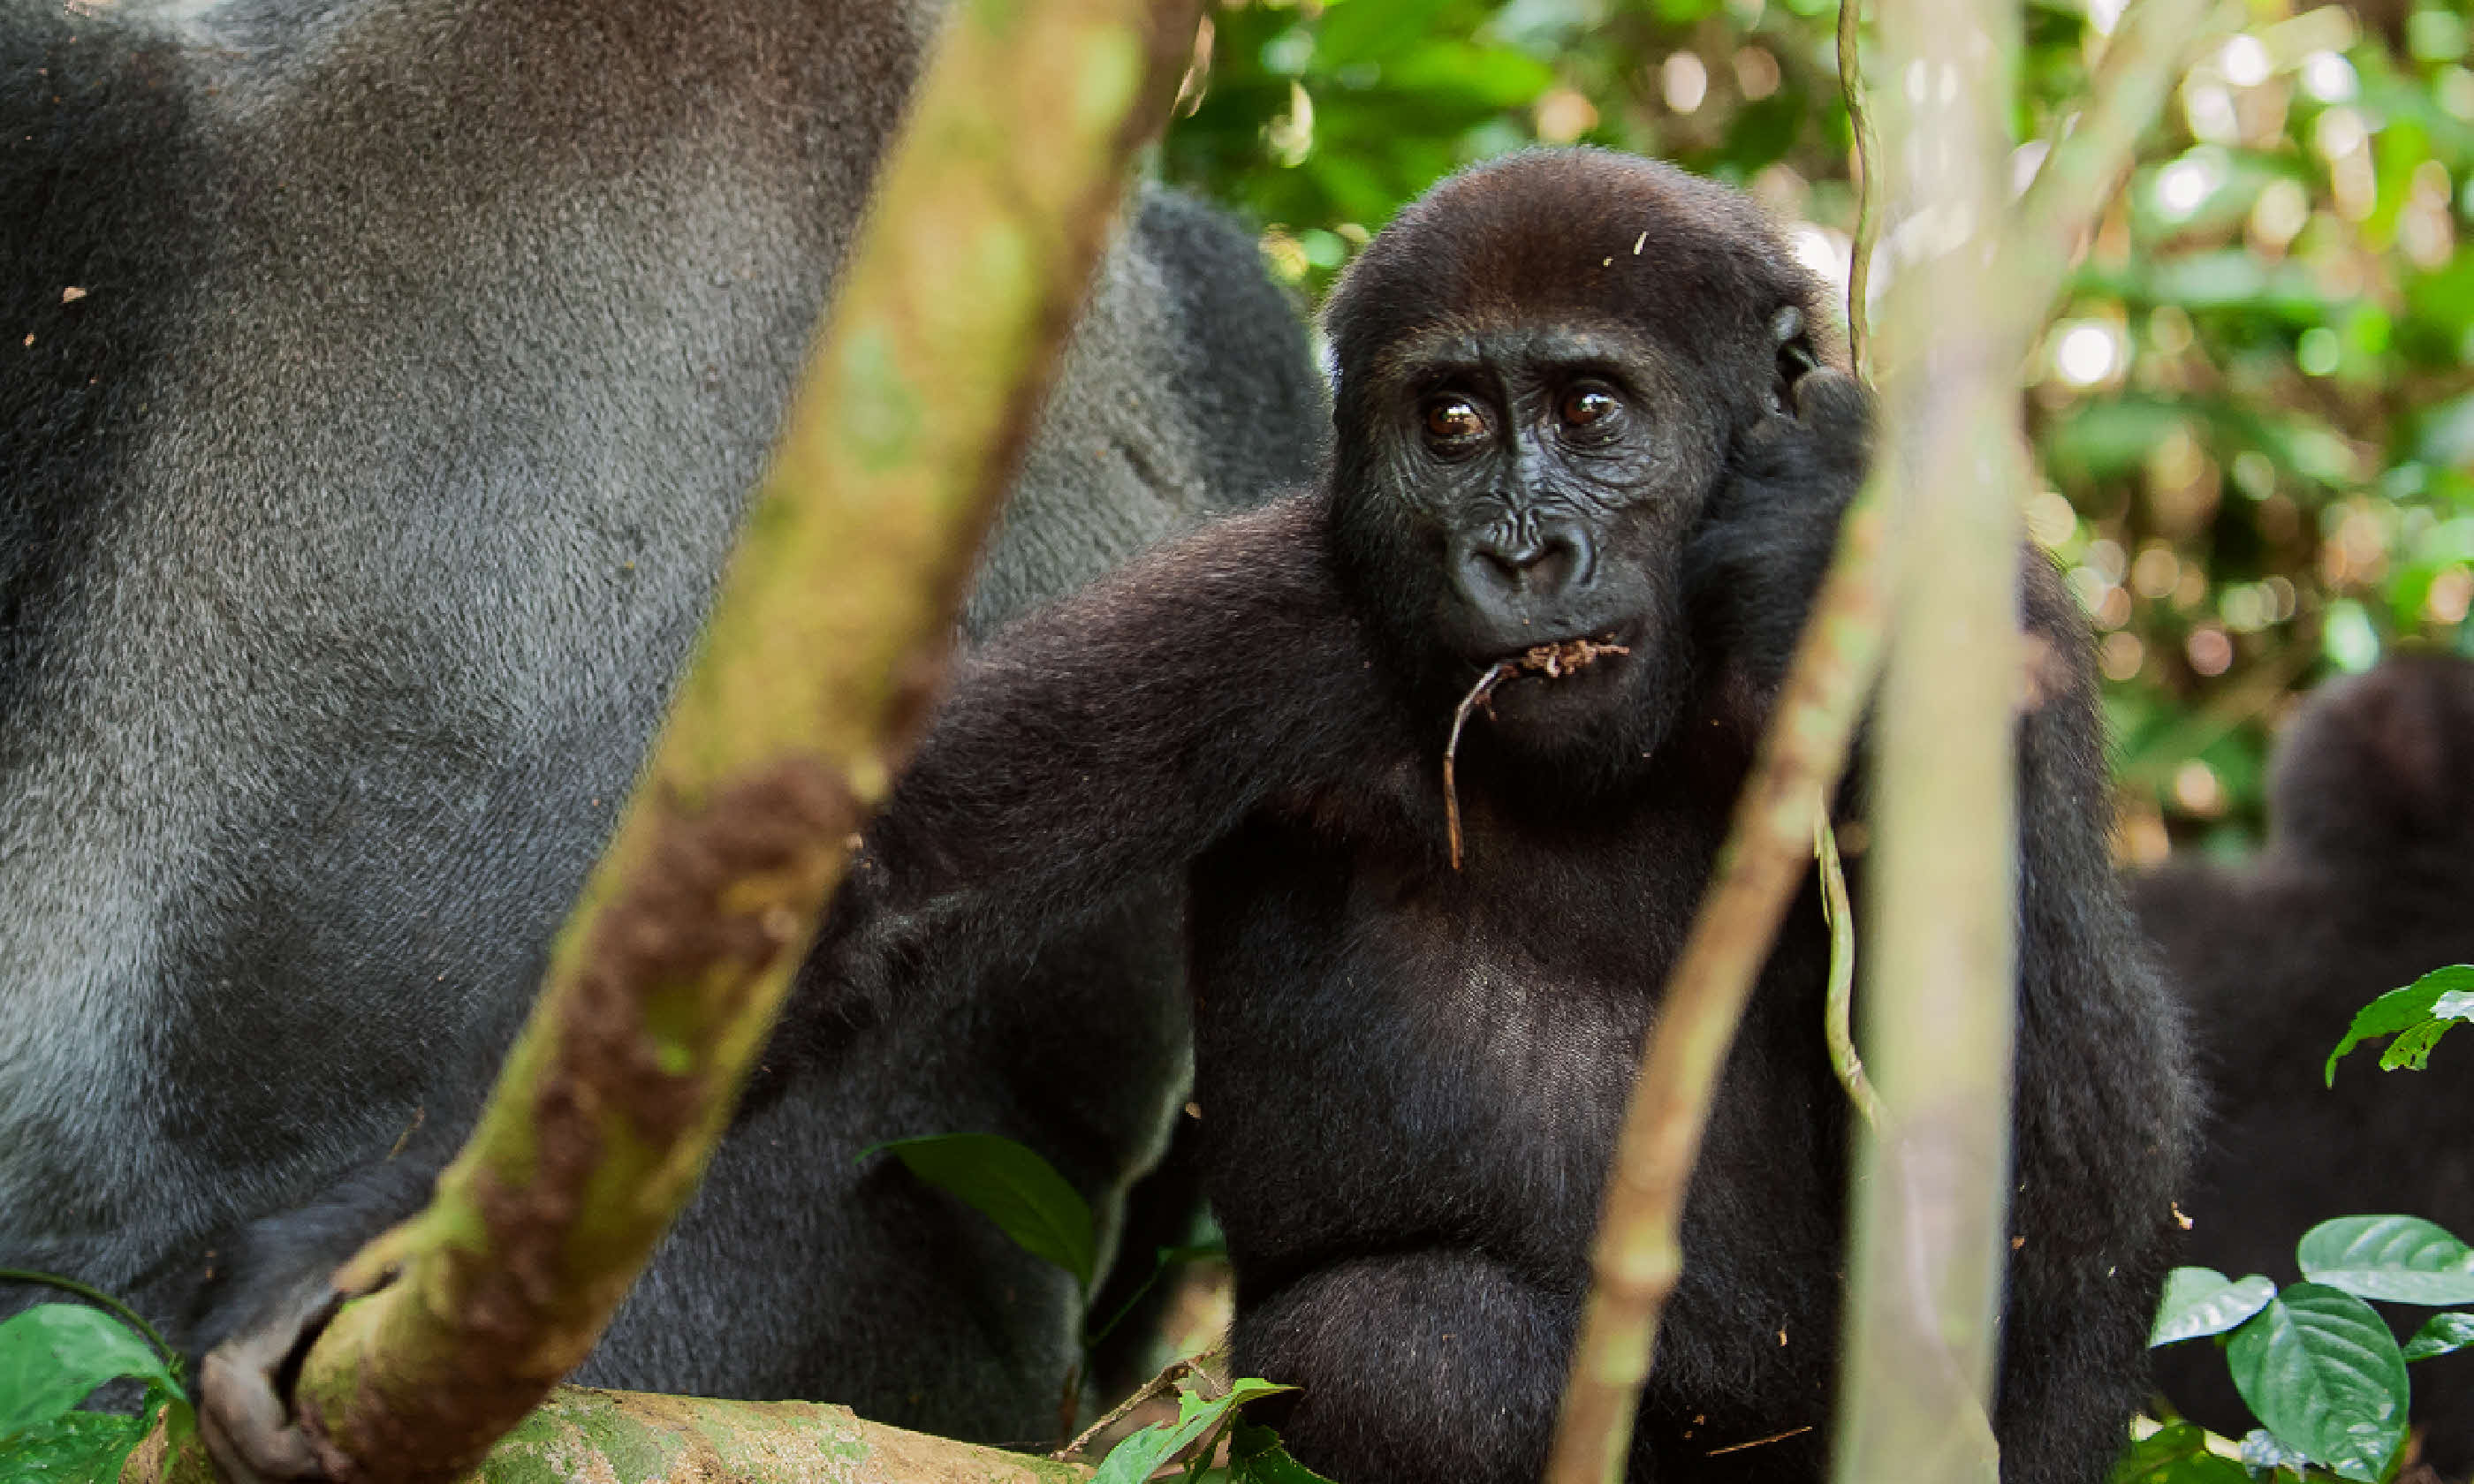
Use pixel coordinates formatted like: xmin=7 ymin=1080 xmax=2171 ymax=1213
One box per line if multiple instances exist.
xmin=2137 ymin=654 xmax=2474 ymax=1474
xmin=806 ymin=149 xmax=2195 ymax=1484
xmin=0 ymin=0 xmax=1323 ymax=1450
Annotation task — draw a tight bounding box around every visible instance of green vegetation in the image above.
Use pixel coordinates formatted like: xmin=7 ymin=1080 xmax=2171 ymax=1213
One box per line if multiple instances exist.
xmin=1166 ymin=0 xmax=2474 ymax=852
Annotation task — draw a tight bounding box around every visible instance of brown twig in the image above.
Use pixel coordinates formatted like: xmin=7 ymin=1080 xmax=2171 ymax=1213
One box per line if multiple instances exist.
xmin=1817 ymin=814 xmax=1883 ymax=1129
xmin=1055 ymin=1356 xmax=1202 ymax=1460
xmin=1441 ymin=640 xmax=1630 ymax=869
xmin=1707 ymin=1425 xmax=1817 ymax=1457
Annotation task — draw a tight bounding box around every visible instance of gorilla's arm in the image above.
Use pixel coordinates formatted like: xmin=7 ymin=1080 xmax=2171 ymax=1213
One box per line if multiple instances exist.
xmin=1696 ymin=370 xmax=2192 ymax=1482
xmin=810 ymin=494 xmax=1385 ymax=1014
xmin=1994 ymin=556 xmax=2197 ymax=1484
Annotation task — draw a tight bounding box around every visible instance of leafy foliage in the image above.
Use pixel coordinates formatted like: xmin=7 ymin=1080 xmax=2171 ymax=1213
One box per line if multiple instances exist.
xmin=2151 ymin=1215 xmax=2474 ymax=1480
xmin=1091 ymin=1379 xmax=1338 ymax=1484
xmin=2222 ymin=1283 xmax=2408 ymax=1483
xmin=2325 ymin=963 xmax=2474 ymax=1081
xmin=0 ymin=1300 xmax=192 ymax=1481
xmin=1164 ymin=0 xmax=2474 ymax=854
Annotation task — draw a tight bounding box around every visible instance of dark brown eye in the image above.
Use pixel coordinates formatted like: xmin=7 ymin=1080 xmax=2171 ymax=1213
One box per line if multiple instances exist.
xmin=1424 ymin=397 xmax=1485 ymax=444
xmin=1559 ymin=386 xmax=1618 ymax=428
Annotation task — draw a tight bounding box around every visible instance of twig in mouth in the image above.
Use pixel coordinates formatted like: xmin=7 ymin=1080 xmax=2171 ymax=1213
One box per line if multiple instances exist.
xmin=1704 ymin=1425 xmax=1814 ymax=1457
xmin=1441 ymin=638 xmax=1632 ymax=869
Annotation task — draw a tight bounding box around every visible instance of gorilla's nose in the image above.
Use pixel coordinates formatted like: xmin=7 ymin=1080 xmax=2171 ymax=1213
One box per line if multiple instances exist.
xmin=1450 ymin=519 xmax=1595 ymax=617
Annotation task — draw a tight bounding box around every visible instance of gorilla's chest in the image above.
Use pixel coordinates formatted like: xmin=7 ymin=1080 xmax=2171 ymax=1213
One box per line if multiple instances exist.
xmin=1187 ymin=793 xmax=1813 ymax=1274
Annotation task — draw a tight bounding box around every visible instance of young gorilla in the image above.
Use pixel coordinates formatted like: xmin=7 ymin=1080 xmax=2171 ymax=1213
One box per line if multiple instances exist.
xmin=2136 ymin=655 xmax=2474 ymax=1473
xmin=804 ymin=149 xmax=2192 ymax=1483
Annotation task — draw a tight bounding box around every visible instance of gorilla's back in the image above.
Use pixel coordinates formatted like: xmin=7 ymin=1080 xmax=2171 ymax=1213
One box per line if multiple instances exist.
xmin=0 ymin=0 xmax=1324 ymax=1440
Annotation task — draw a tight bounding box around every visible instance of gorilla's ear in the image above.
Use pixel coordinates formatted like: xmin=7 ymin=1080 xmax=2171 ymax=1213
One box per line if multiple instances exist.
xmin=1770 ymin=307 xmax=1819 ymax=413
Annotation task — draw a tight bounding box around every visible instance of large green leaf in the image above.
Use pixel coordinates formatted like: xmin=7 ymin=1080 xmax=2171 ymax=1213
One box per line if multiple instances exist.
xmin=0 ymin=1408 xmax=153 ymax=1483
xmin=2150 ymin=1268 xmax=2278 ymax=1346
xmin=2109 ymin=1422 xmax=2250 ymax=1484
xmin=2297 ymin=1215 xmax=2474 ymax=1306
xmin=0 ymin=1306 xmax=181 ymax=1444
xmin=2326 ymin=965 xmax=2474 ymax=1084
xmin=868 ymin=1133 xmax=1097 ymax=1293
xmin=2224 ymin=1283 xmax=2409 ymax=1483
xmin=2402 ymin=1311 xmax=2474 ymax=1363
xmin=1092 ymin=1379 xmax=1293 ymax=1484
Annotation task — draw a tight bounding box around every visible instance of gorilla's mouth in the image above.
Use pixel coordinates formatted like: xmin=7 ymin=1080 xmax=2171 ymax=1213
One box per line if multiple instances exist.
xmin=1442 ymin=634 xmax=1634 ymax=868
xmin=1491 ymin=635 xmax=1633 ymax=676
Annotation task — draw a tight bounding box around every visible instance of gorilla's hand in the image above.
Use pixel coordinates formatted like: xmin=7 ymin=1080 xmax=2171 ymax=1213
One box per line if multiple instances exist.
xmin=189 ymin=1145 xmax=439 ymax=1481
xmin=199 ymin=1281 xmax=347 ymax=1483
xmin=1683 ymin=366 xmax=1872 ymax=697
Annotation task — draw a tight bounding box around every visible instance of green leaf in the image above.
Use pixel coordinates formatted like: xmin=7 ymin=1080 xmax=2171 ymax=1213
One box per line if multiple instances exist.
xmin=2296 ymin=1215 xmax=2474 ymax=1305
xmin=2401 ymin=1311 xmax=2474 ymax=1362
xmin=1093 ymin=1380 xmax=1294 ymax=1484
xmin=0 ymin=1407 xmax=152 ymax=1482
xmin=2151 ymin=1268 xmax=2279 ymax=1346
xmin=1229 ymin=1424 xmax=1341 ymax=1483
xmin=0 ymin=1306 xmax=182 ymax=1444
xmin=2109 ymin=1422 xmax=2250 ymax=1484
xmin=2326 ymin=965 xmax=2474 ymax=1084
xmin=2224 ymin=1283 xmax=2409 ymax=1482
xmin=868 ymin=1133 xmax=1097 ymax=1293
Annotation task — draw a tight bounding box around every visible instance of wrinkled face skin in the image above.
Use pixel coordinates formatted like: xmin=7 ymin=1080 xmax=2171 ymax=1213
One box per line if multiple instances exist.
xmin=1332 ymin=314 xmax=1819 ymax=779
xmin=1322 ymin=148 xmax=1825 ymax=784
xmin=1358 ymin=318 xmax=1722 ymax=762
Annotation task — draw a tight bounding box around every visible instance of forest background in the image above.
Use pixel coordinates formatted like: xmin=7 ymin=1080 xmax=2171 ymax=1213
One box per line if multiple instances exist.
xmin=1160 ymin=0 xmax=2474 ymax=853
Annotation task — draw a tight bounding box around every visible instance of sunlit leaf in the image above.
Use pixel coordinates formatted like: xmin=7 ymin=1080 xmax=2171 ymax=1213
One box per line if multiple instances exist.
xmin=2224 ymin=1284 xmax=2409 ymax=1483
xmin=2402 ymin=1311 xmax=2474 ymax=1363
xmin=2297 ymin=1215 xmax=2474 ymax=1306
xmin=2150 ymin=1268 xmax=2278 ymax=1346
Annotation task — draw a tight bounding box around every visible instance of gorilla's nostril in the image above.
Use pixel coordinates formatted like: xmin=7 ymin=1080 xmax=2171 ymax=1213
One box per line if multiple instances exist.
xmin=1475 ymin=533 xmax=1583 ymax=595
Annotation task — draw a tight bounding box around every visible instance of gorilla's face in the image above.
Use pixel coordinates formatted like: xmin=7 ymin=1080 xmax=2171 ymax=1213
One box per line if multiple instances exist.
xmin=1366 ymin=319 xmax=1712 ymax=756
xmin=1317 ymin=149 xmax=1827 ymax=783
xmin=1330 ymin=310 xmax=1817 ymax=777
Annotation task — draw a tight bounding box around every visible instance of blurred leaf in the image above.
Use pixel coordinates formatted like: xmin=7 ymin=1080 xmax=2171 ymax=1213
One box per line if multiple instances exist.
xmin=2151 ymin=1268 xmax=2280 ymax=1346
xmin=2296 ymin=1215 xmax=2474 ymax=1306
xmin=2223 ymin=1284 xmax=2409 ymax=1483
xmin=868 ymin=1133 xmax=1097 ymax=1293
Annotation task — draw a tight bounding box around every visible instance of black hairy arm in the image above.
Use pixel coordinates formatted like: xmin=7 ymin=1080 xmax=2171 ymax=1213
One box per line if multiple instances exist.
xmin=804 ymin=495 xmax=1385 ymax=1016
xmin=1694 ymin=367 xmax=2192 ymax=1484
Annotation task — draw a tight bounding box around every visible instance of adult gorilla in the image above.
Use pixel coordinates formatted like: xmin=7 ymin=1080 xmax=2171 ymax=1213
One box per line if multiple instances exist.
xmin=0 ymin=0 xmax=1323 ymax=1449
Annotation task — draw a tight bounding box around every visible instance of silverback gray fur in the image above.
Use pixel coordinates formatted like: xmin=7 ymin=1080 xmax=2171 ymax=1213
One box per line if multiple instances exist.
xmin=0 ymin=0 xmax=1325 ymax=1442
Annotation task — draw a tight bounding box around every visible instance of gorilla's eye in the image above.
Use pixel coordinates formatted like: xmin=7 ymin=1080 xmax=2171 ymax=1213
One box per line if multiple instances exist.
xmin=1423 ymin=396 xmax=1488 ymax=448
xmin=1557 ymin=384 xmax=1621 ymax=435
